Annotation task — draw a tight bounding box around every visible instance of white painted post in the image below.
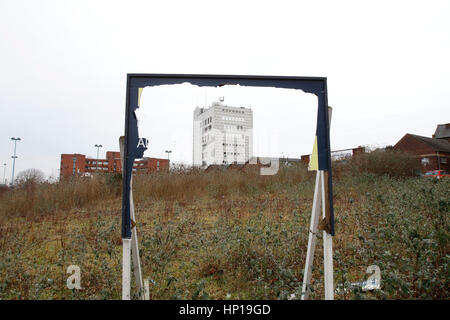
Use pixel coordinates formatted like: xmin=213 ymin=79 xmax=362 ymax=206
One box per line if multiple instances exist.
xmin=321 ymin=172 xmax=334 ymax=300
xmin=129 ymin=180 xmax=144 ymax=299
xmin=323 ymin=232 xmax=334 ymax=299
xmin=120 ymin=136 xmax=144 ymax=300
xmin=122 ymin=238 xmax=131 ymax=300
xmin=144 ymin=279 xmax=150 ymax=300
xmin=301 ymin=171 xmax=322 ymax=300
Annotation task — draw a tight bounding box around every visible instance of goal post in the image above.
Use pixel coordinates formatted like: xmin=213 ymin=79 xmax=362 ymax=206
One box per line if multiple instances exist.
xmin=121 ymin=74 xmax=334 ymax=300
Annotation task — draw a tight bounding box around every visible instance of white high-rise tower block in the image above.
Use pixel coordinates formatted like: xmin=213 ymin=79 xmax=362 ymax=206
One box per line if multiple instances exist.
xmin=193 ymin=98 xmax=253 ymax=167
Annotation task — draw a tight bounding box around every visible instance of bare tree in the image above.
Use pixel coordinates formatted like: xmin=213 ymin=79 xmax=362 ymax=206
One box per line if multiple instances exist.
xmin=16 ymin=168 xmax=45 ymax=185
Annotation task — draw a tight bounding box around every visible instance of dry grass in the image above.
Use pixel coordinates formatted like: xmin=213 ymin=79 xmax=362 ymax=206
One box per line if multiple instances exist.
xmin=0 ymin=152 xmax=448 ymax=300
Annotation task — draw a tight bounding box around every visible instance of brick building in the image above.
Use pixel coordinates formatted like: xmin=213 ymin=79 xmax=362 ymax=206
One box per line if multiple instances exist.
xmin=394 ymin=124 xmax=450 ymax=173
xmin=60 ymin=151 xmax=169 ymax=178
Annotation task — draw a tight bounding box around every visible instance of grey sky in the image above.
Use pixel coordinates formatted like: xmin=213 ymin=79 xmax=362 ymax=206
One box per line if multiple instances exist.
xmin=138 ymin=84 xmax=317 ymax=164
xmin=1 ymin=0 xmax=449 ymax=179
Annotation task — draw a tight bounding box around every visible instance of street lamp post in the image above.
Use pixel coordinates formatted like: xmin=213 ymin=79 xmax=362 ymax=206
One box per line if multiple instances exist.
xmin=10 ymin=137 xmax=21 ymax=186
xmin=165 ymin=150 xmax=172 ymax=169
xmin=95 ymin=144 xmax=103 ymax=172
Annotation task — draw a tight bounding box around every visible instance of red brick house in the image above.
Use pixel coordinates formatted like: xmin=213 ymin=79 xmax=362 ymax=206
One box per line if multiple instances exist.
xmin=394 ymin=124 xmax=450 ymax=173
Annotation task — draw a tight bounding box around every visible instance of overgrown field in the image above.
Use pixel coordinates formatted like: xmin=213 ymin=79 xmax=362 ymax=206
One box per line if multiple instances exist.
xmin=0 ymin=151 xmax=449 ymax=299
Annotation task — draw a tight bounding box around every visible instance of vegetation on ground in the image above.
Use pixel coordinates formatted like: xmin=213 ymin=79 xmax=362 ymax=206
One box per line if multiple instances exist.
xmin=0 ymin=150 xmax=448 ymax=299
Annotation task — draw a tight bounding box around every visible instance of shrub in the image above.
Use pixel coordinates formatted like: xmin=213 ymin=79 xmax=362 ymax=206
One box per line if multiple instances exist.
xmin=0 ymin=175 xmax=117 ymax=217
xmin=346 ymin=149 xmax=421 ymax=178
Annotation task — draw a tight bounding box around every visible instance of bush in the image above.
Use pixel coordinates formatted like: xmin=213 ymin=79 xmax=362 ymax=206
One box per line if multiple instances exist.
xmin=0 ymin=175 xmax=118 ymax=217
xmin=346 ymin=149 xmax=421 ymax=178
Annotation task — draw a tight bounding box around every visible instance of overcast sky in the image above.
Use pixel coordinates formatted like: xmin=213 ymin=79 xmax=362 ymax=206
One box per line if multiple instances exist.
xmin=1 ymin=0 xmax=449 ymax=180
xmin=139 ymin=84 xmax=318 ymax=165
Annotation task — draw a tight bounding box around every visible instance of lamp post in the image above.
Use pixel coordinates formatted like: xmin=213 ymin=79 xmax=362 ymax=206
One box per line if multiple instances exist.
xmin=10 ymin=137 xmax=21 ymax=186
xmin=95 ymin=144 xmax=103 ymax=172
xmin=3 ymin=163 xmax=6 ymax=185
xmin=165 ymin=150 xmax=172 ymax=168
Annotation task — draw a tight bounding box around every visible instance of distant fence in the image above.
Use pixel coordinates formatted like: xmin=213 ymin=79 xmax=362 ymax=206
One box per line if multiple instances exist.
xmin=301 ymin=146 xmax=366 ymax=165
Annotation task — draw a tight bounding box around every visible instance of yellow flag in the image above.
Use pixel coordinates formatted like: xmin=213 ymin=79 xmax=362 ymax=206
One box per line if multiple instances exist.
xmin=308 ymin=136 xmax=319 ymax=171
xmin=137 ymin=88 xmax=144 ymax=107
